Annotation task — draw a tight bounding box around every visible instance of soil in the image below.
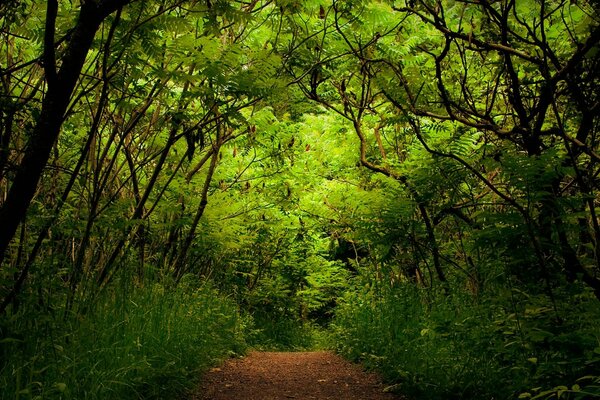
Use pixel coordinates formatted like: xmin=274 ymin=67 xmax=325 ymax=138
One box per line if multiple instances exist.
xmin=190 ymin=351 xmax=403 ymax=400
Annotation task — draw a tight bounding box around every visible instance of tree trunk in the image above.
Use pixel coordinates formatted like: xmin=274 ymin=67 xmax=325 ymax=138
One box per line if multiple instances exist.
xmin=0 ymin=1 xmax=127 ymax=267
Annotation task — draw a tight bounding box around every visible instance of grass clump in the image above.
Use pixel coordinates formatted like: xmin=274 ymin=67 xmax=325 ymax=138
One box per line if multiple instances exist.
xmin=245 ymin=311 xmax=331 ymax=351
xmin=332 ymin=280 xmax=600 ymax=400
xmin=0 ymin=281 xmax=247 ymax=399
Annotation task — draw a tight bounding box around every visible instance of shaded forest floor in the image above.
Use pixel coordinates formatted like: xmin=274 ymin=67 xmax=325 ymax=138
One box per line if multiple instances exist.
xmin=190 ymin=351 xmax=403 ymax=400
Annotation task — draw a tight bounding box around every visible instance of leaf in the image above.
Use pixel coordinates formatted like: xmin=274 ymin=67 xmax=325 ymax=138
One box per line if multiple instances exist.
xmin=0 ymin=337 xmax=24 ymax=344
xmin=54 ymin=383 xmax=67 ymax=392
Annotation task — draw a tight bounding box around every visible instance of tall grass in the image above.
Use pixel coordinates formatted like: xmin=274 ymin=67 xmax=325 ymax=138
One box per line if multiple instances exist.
xmin=0 ymin=281 xmax=247 ymax=399
xmin=245 ymin=311 xmax=332 ymax=351
xmin=332 ymin=280 xmax=600 ymax=399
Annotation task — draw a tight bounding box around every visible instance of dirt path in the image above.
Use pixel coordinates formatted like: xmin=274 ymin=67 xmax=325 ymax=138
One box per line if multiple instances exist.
xmin=191 ymin=351 xmax=402 ymax=400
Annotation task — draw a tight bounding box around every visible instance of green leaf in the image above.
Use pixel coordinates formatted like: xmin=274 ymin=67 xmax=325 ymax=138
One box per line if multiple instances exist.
xmin=0 ymin=337 xmax=24 ymax=344
xmin=54 ymin=383 xmax=67 ymax=392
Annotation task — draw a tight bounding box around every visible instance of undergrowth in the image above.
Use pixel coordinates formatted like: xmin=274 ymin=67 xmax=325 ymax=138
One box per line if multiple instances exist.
xmin=0 ymin=279 xmax=247 ymax=399
xmin=245 ymin=311 xmax=332 ymax=350
xmin=332 ymin=279 xmax=600 ymax=400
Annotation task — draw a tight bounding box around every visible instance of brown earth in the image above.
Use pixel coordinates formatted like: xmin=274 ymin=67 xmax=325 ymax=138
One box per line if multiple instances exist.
xmin=190 ymin=351 xmax=403 ymax=400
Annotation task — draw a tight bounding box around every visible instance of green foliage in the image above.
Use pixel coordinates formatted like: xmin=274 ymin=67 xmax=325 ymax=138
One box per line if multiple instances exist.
xmin=245 ymin=312 xmax=321 ymax=351
xmin=2 ymin=1 xmax=600 ymax=399
xmin=333 ymin=280 xmax=600 ymax=400
xmin=0 ymin=280 xmax=246 ymax=399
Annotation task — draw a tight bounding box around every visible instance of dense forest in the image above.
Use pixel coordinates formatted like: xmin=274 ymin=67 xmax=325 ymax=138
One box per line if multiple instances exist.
xmin=1 ymin=0 xmax=600 ymax=398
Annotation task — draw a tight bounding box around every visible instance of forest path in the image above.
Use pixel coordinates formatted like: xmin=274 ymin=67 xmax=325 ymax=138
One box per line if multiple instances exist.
xmin=190 ymin=351 xmax=403 ymax=400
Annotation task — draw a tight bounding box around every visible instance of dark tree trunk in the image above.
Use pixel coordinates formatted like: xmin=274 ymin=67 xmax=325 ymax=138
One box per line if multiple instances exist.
xmin=172 ymin=144 xmax=221 ymax=280
xmin=0 ymin=1 xmax=128 ymax=267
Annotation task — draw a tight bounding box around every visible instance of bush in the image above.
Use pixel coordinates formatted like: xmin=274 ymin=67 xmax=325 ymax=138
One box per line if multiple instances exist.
xmin=332 ymin=280 xmax=600 ymax=400
xmin=245 ymin=310 xmax=329 ymax=350
xmin=0 ymin=282 xmax=247 ymax=399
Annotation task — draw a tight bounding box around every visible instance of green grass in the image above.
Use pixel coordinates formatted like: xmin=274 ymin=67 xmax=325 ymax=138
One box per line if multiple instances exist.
xmin=245 ymin=311 xmax=332 ymax=351
xmin=331 ymin=281 xmax=600 ymax=400
xmin=0 ymin=282 xmax=247 ymax=399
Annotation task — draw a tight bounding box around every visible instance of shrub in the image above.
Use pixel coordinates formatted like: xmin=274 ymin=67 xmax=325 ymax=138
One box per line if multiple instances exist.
xmin=332 ymin=280 xmax=600 ymax=400
xmin=0 ymin=282 xmax=247 ymax=399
